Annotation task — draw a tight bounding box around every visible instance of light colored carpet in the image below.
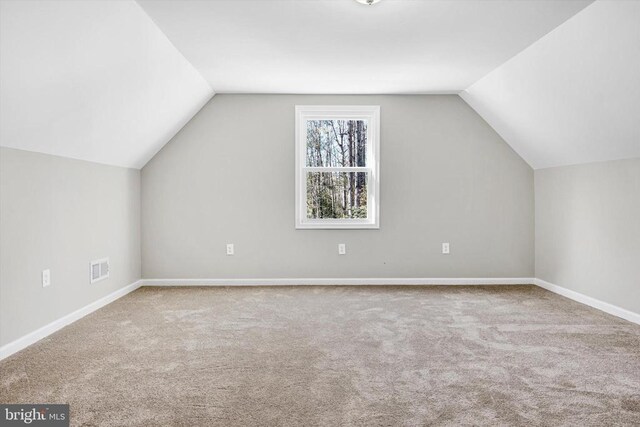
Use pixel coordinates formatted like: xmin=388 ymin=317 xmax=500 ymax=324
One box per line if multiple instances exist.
xmin=1 ymin=285 xmax=639 ymax=426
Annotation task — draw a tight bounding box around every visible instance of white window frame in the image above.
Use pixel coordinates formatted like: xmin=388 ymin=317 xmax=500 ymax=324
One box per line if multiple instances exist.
xmin=295 ymin=105 xmax=380 ymax=229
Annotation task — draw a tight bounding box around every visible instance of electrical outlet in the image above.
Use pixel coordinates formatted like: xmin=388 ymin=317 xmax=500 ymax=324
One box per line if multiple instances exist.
xmin=442 ymin=242 xmax=450 ymax=254
xmin=338 ymin=243 xmax=346 ymax=255
xmin=226 ymin=243 xmax=234 ymax=256
xmin=42 ymin=269 xmax=51 ymax=287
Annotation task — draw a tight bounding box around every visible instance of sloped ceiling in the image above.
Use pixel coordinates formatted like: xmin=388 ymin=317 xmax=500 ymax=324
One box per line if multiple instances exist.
xmin=137 ymin=0 xmax=591 ymax=94
xmin=462 ymin=0 xmax=640 ymax=169
xmin=3 ymin=0 xmax=636 ymax=171
xmin=0 ymin=0 xmax=214 ymax=169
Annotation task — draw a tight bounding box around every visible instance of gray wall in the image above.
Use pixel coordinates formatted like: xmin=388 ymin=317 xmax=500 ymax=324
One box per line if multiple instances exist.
xmin=535 ymin=158 xmax=640 ymax=314
xmin=0 ymin=148 xmax=141 ymax=346
xmin=142 ymin=95 xmax=534 ymax=279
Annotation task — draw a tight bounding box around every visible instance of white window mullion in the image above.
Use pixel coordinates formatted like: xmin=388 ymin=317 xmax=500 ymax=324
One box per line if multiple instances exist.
xmin=303 ymin=166 xmax=369 ymax=173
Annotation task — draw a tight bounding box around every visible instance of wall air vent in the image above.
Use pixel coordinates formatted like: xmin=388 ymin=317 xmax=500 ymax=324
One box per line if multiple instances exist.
xmin=90 ymin=258 xmax=109 ymax=284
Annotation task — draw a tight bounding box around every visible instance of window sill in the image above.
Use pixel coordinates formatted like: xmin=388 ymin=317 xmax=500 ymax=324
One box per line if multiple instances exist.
xmin=296 ymin=222 xmax=380 ymax=230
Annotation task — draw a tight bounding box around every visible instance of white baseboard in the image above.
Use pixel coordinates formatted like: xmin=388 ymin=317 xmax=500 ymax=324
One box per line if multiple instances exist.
xmin=141 ymin=277 xmax=535 ymax=286
xmin=0 ymin=280 xmax=142 ymax=361
xmin=535 ymin=278 xmax=640 ymax=325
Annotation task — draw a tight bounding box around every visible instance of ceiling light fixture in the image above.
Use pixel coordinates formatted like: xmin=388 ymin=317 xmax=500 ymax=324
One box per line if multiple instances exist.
xmin=355 ymin=0 xmax=382 ymax=5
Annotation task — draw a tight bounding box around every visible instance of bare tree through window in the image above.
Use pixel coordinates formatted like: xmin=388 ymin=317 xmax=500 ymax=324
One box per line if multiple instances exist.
xmin=295 ymin=105 xmax=379 ymax=229
xmin=305 ymin=120 xmax=368 ymax=219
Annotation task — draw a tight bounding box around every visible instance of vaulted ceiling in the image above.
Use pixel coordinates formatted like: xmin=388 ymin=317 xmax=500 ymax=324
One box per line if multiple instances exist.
xmin=137 ymin=0 xmax=590 ymax=94
xmin=0 ymin=0 xmax=213 ymax=169
xmin=1 ymin=0 xmax=638 ymax=170
xmin=461 ymin=0 xmax=640 ymax=169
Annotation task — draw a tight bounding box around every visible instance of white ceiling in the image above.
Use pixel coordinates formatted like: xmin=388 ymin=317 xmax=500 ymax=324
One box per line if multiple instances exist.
xmin=0 ymin=0 xmax=213 ymax=169
xmin=3 ymin=0 xmax=636 ymax=171
xmin=137 ymin=0 xmax=591 ymax=94
xmin=462 ymin=0 xmax=640 ymax=169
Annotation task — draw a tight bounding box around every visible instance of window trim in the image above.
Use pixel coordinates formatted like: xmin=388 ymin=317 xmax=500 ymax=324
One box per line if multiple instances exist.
xmin=295 ymin=105 xmax=380 ymax=229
